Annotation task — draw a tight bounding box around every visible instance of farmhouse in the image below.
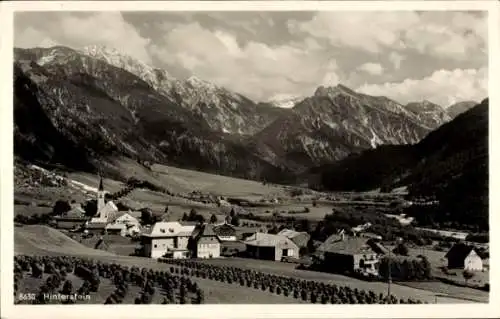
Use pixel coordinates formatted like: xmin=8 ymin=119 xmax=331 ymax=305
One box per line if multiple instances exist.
xmin=244 ymin=232 xmax=299 ymax=261
xmin=445 ymin=243 xmax=484 ymax=271
xmin=316 ymin=233 xmax=383 ymax=276
xmin=277 ymin=229 xmax=310 ymax=248
xmin=53 ymin=205 xmax=87 ymax=229
xmin=189 ymin=224 xmax=221 ymax=258
xmin=213 ymin=222 xmax=237 ymax=241
xmin=140 ymin=221 xmax=195 ymax=258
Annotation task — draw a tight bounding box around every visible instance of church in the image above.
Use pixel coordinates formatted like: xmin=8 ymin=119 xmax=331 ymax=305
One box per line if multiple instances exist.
xmin=85 ymin=176 xmax=119 ymax=233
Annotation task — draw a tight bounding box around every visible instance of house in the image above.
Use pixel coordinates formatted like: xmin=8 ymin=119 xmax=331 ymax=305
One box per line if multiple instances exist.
xmin=105 ymin=223 xmax=141 ymax=237
xmin=140 ymin=221 xmax=195 ymax=258
xmin=244 ymin=232 xmax=299 ymax=261
xmin=316 ymin=233 xmax=383 ymax=276
xmin=277 ymin=229 xmax=310 ymax=248
xmin=213 ymin=222 xmax=237 ymax=241
xmin=445 ymin=243 xmax=484 ymax=271
xmin=189 ymin=224 xmax=221 ymax=258
xmin=53 ymin=205 xmax=88 ymax=229
xmin=105 ymin=211 xmax=142 ymax=237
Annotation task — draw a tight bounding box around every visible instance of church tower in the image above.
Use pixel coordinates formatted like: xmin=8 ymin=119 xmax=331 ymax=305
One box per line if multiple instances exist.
xmin=97 ymin=175 xmax=106 ymax=219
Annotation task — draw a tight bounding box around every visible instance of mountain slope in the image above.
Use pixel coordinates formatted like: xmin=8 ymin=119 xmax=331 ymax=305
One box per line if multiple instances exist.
xmin=446 ymin=101 xmax=477 ymax=118
xmin=252 ymin=84 xmax=432 ymax=169
xmin=314 ymin=99 xmax=489 ymax=231
xmin=81 ymin=45 xmax=284 ymax=135
xmin=405 ymin=100 xmax=451 ymax=130
xmin=13 ymin=46 xmax=290 ymax=181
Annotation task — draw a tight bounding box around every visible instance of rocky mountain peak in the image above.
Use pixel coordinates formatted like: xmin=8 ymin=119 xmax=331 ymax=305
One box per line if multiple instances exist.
xmin=313 ymin=84 xmax=358 ymax=99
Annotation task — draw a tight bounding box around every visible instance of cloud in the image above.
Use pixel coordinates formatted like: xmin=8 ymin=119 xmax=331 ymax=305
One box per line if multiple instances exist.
xmin=388 ymin=52 xmax=405 ymax=69
xmin=150 ymin=22 xmax=339 ymax=101
xmin=288 ymin=11 xmax=487 ymax=61
xmin=358 ymin=62 xmax=384 ymax=75
xmin=356 ymin=68 xmax=487 ymax=106
xmin=15 ymin=12 xmax=152 ymax=63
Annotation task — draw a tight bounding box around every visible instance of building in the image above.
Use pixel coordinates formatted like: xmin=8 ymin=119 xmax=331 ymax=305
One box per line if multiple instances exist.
xmin=277 ymin=229 xmax=310 ymax=248
xmin=244 ymin=232 xmax=299 ymax=261
xmin=189 ymin=224 xmax=221 ymax=258
xmin=140 ymin=221 xmax=195 ymax=258
xmin=104 ymin=211 xmax=141 ymax=236
xmin=316 ymin=233 xmax=383 ymax=276
xmin=53 ymin=205 xmax=87 ymax=229
xmin=445 ymin=243 xmax=484 ymax=271
xmin=213 ymin=222 xmax=237 ymax=241
xmin=88 ymin=176 xmax=118 ymax=224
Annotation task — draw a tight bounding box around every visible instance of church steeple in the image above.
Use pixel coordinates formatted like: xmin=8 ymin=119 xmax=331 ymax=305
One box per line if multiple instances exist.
xmin=97 ymin=173 xmax=106 ymax=219
xmin=98 ymin=176 xmax=104 ymax=191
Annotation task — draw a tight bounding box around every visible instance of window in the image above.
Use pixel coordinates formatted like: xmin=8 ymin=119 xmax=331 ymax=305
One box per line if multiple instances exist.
xmin=154 ymin=244 xmax=157 ymax=248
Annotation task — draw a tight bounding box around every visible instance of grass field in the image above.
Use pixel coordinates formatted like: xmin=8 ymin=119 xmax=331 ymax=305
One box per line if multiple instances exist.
xmin=195 ymin=258 xmax=487 ymax=303
xmin=15 ymin=225 xmax=488 ymax=304
xmin=14 ymin=225 xmax=303 ymax=304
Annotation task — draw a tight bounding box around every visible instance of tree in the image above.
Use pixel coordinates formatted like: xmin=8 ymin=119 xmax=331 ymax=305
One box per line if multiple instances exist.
xmin=140 ymin=208 xmax=154 ymax=225
xmin=182 ymin=213 xmax=189 ymax=221
xmin=231 ymin=215 xmax=240 ymax=227
xmin=210 ymin=214 xmax=218 ymax=224
xmin=463 ymin=270 xmax=474 ymax=284
xmin=393 ymin=243 xmax=409 ymax=256
xmin=83 ymin=200 xmax=98 ymax=217
xmin=52 ymin=200 xmax=71 ymax=216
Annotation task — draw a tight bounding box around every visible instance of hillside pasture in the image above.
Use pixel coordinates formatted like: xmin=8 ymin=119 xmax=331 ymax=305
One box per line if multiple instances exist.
xmin=195 ymin=258 xmax=487 ymax=303
xmin=14 ymin=226 xmax=304 ymax=304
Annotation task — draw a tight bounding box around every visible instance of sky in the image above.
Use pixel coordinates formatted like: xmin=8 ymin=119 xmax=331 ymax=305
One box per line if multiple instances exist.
xmin=14 ymin=11 xmax=487 ymax=107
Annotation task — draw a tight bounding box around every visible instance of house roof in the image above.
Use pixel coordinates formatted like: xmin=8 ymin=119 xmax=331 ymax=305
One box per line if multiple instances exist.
xmin=214 ymin=223 xmax=237 ymax=236
xmin=86 ymin=222 xmax=107 ymax=229
xmin=318 ymin=235 xmax=378 ymax=256
xmin=142 ymin=221 xmax=195 ymax=237
xmin=445 ymin=243 xmax=477 ymax=261
xmin=277 ymin=229 xmax=308 ymax=239
xmin=244 ymin=232 xmax=297 ymax=249
xmin=105 ymin=223 xmax=127 ymax=230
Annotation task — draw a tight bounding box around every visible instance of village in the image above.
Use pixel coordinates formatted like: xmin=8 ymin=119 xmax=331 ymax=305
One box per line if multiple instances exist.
xmin=24 ymin=168 xmax=485 ymax=292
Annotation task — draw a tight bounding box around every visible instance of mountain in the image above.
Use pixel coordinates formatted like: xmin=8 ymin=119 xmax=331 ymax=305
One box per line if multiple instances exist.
xmin=446 ymin=101 xmax=477 ymax=118
xmin=313 ymin=99 xmax=488 ymax=231
xmin=13 ymin=46 xmax=291 ymax=181
xmin=14 ymin=45 xmax=475 ymax=187
xmin=405 ymin=100 xmax=451 ymax=130
xmin=251 ymin=84 xmax=433 ymax=169
xmin=81 ymin=45 xmax=283 ymax=135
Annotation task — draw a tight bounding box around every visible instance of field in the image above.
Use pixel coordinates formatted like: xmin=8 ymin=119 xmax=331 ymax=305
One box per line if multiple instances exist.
xmin=14 ymin=226 xmax=303 ymax=304
xmin=14 ymin=225 xmax=487 ymax=304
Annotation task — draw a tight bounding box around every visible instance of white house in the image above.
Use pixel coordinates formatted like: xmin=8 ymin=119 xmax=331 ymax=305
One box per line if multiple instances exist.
xmin=445 ymin=243 xmax=484 ymax=271
xmin=140 ymin=221 xmax=195 ymax=259
xmin=189 ymin=224 xmax=221 ymax=258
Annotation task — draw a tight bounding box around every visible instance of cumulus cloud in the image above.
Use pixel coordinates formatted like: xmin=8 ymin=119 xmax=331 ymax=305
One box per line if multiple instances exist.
xmin=150 ymin=22 xmax=340 ymax=100
xmin=358 ymin=62 xmax=384 ymax=75
xmin=14 ymin=11 xmax=487 ymax=104
xmin=288 ymin=11 xmax=487 ymax=61
xmin=15 ymin=12 xmax=152 ymax=63
xmin=357 ymin=68 xmax=487 ymax=106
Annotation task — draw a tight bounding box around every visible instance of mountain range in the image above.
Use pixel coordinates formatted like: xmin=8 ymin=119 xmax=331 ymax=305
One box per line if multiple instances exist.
xmin=311 ymin=98 xmax=488 ymax=231
xmin=13 ymin=45 xmax=481 ymax=183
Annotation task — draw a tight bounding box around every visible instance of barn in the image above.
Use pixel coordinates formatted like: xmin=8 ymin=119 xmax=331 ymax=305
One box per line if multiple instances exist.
xmin=244 ymin=232 xmax=299 ymax=261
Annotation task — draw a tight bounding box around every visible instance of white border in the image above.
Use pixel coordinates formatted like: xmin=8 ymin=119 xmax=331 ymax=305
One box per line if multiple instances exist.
xmin=1 ymin=1 xmax=499 ymax=319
